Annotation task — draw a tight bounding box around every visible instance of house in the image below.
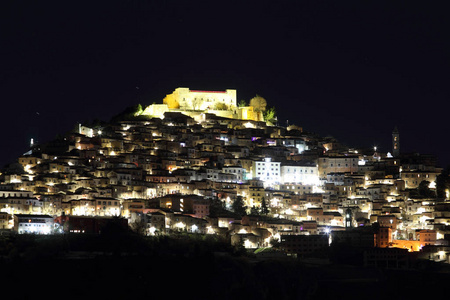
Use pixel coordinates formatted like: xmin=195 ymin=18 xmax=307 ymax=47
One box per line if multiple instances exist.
xmin=363 ymin=247 xmax=410 ymax=268
xmin=169 ymin=213 xmax=208 ymax=234
xmin=54 ymin=214 xmax=128 ymax=234
xmin=146 ymin=211 xmax=167 ymax=235
xmin=14 ymin=214 xmax=54 ymax=234
xmin=252 ymin=157 xmax=281 ymax=185
xmin=375 ymin=227 xmax=392 ymax=248
xmin=280 ymin=234 xmax=329 ymax=257
xmin=331 ymin=227 xmax=375 ymax=248
xmin=95 ymin=197 xmax=121 ymax=216
xmin=0 ymin=212 xmax=10 ymax=230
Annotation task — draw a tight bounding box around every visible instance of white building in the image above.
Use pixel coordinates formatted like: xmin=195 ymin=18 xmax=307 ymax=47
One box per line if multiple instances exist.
xmin=280 ymin=163 xmax=320 ymax=185
xmin=0 ymin=190 xmax=34 ymax=198
xmin=222 ymin=166 xmax=247 ymax=182
xmin=278 ymin=138 xmax=309 ymax=154
xmin=252 ymin=158 xmax=281 ymax=186
xmin=279 ymin=183 xmax=315 ymax=195
xmin=14 ymin=214 xmax=54 ymax=234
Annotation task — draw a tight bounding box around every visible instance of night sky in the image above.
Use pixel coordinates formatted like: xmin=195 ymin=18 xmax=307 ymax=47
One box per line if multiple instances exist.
xmin=1 ymin=1 xmax=449 ymax=168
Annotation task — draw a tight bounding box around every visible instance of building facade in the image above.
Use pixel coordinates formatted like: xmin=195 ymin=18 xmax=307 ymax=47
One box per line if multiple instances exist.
xmin=252 ymin=158 xmax=281 ymax=185
xmin=163 ymin=87 xmax=237 ymax=110
xmin=14 ymin=214 xmax=54 ymax=234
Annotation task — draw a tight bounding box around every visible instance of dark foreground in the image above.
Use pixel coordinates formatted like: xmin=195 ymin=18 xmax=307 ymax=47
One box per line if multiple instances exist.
xmin=1 ymin=234 xmax=449 ymax=300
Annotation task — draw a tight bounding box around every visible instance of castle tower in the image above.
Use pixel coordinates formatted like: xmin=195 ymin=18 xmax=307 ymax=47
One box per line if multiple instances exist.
xmin=392 ymin=126 xmax=400 ymax=157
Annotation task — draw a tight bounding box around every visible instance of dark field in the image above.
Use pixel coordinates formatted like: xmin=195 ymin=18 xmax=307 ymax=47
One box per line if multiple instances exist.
xmin=1 ymin=234 xmax=449 ymax=300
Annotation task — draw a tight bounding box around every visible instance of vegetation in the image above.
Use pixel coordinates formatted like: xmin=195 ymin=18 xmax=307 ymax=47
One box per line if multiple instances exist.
xmin=436 ymin=167 xmax=450 ymax=199
xmin=418 ymin=180 xmax=436 ymax=198
xmin=408 ymin=177 xmax=448 ymax=199
xmin=232 ymin=195 xmax=247 ymax=216
xmin=263 ymin=106 xmax=277 ymax=125
xmin=249 ymin=95 xmax=267 ymax=112
xmin=238 ymin=99 xmax=247 ymax=107
xmin=214 ymin=102 xmax=229 ymax=110
xmin=110 ymin=103 xmax=151 ymax=122
xmin=260 ymin=197 xmax=270 ymax=215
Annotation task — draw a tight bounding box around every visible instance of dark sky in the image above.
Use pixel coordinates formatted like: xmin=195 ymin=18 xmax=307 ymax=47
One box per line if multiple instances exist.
xmin=1 ymin=1 xmax=449 ymax=168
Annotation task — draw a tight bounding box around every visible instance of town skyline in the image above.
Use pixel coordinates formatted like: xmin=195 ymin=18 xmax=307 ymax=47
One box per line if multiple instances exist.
xmin=1 ymin=88 xmax=447 ymax=248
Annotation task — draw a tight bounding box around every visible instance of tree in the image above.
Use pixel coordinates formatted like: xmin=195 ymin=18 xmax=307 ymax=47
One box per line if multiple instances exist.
xmin=436 ymin=167 xmax=449 ymax=200
xmin=134 ymin=103 xmax=144 ymax=116
xmin=130 ymin=218 xmax=147 ymax=236
xmin=1 ymin=162 xmax=25 ymax=175
xmin=192 ymin=98 xmax=203 ymax=110
xmin=249 ymin=95 xmax=267 ymax=112
xmin=250 ymin=206 xmax=260 ymax=215
xmin=110 ymin=104 xmax=147 ymax=122
xmin=263 ymin=106 xmax=277 ymax=125
xmin=260 ymin=197 xmax=270 ymax=215
xmin=238 ymin=100 xmax=247 ymax=107
xmin=371 ymin=222 xmax=380 ymax=235
xmin=418 ymin=180 xmax=435 ymax=198
xmin=232 ymin=196 xmax=247 ymax=216
xmin=270 ymin=237 xmax=281 ymax=248
xmin=210 ymin=196 xmax=227 ymax=215
xmin=214 ymin=102 xmax=228 ymax=110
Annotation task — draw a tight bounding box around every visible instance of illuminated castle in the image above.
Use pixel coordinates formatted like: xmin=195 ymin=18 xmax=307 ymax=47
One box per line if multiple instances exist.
xmin=163 ymin=87 xmax=237 ymax=110
xmin=141 ymin=87 xmax=264 ymax=123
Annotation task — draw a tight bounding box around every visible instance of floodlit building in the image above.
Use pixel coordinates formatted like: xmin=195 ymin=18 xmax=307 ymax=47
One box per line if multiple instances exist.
xmin=252 ymin=157 xmax=281 ymax=185
xmin=163 ymin=87 xmax=237 ymax=111
xmin=280 ymin=163 xmax=319 ymax=185
xmin=14 ymin=214 xmax=54 ymax=234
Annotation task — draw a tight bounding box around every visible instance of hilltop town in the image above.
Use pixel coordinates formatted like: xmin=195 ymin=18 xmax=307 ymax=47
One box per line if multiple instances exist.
xmin=1 ymin=87 xmax=449 ymax=268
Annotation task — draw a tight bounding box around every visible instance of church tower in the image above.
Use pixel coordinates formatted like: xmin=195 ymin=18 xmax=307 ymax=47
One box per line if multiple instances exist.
xmin=392 ymin=126 xmax=400 ymax=157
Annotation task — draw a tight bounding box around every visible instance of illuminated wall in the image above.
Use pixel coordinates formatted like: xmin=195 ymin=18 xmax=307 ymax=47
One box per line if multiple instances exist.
xmin=318 ymin=156 xmax=359 ymax=177
xmin=163 ymin=87 xmax=237 ymax=111
xmin=391 ymin=239 xmax=422 ymax=252
xmin=280 ymin=165 xmax=319 ymax=185
xmin=418 ymin=229 xmax=437 ymax=245
xmin=237 ymin=106 xmax=264 ymax=122
xmin=247 ymin=186 xmax=265 ymax=208
xmin=252 ymin=158 xmax=281 ymax=185
xmin=222 ymin=166 xmax=246 ymax=182
xmin=18 ymin=155 xmax=41 ymax=169
xmin=400 ymin=171 xmax=440 ymax=189
xmin=14 ymin=214 xmax=54 ymax=234
xmin=140 ymin=88 xmax=266 ymax=122
xmin=141 ymin=104 xmax=169 ymax=118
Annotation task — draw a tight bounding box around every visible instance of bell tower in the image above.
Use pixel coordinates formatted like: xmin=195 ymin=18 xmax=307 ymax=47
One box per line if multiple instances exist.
xmin=392 ymin=126 xmax=400 ymax=157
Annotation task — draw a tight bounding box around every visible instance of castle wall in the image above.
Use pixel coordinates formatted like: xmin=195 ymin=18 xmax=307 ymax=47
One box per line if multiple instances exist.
xmin=142 ymin=88 xmax=265 ymax=123
xmin=164 ymin=87 xmax=237 ymax=111
xmin=141 ymin=104 xmax=169 ymax=118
